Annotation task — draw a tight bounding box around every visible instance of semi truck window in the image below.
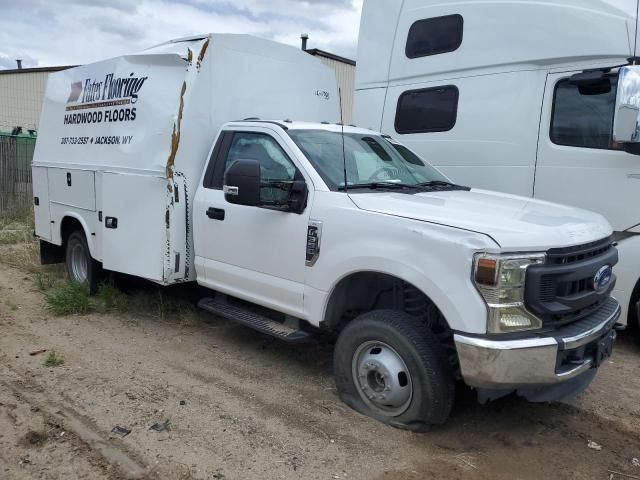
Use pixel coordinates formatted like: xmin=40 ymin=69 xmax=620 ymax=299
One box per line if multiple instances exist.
xmin=550 ymin=76 xmax=618 ymax=150
xmin=405 ymin=14 xmax=463 ymax=58
xmin=395 ymin=85 xmax=459 ymax=134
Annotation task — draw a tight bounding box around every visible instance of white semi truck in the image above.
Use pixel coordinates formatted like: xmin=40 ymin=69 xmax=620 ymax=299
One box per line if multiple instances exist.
xmin=33 ymin=34 xmax=621 ymax=429
xmin=353 ymin=0 xmax=640 ymax=337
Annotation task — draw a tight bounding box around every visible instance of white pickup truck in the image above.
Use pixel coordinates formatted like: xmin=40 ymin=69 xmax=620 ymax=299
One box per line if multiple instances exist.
xmin=33 ymin=34 xmax=621 ymax=429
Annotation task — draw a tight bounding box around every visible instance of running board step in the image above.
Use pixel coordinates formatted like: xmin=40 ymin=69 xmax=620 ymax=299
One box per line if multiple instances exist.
xmin=197 ymin=297 xmax=310 ymax=343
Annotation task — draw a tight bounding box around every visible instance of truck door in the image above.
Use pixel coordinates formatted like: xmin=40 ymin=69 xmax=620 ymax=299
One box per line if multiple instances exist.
xmin=535 ymin=70 xmax=640 ymax=233
xmin=193 ymin=128 xmax=311 ymax=318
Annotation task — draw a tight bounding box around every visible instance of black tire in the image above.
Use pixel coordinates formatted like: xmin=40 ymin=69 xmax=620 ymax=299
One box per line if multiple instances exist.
xmin=65 ymin=230 xmax=102 ymax=294
xmin=627 ymin=286 xmax=640 ymax=340
xmin=334 ymin=309 xmax=454 ymax=431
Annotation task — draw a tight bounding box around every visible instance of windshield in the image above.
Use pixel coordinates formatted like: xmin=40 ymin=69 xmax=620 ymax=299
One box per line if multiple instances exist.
xmin=287 ymin=130 xmax=449 ymax=191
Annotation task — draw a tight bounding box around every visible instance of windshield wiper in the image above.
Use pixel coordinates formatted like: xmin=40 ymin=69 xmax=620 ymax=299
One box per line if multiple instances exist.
xmin=416 ymin=180 xmax=471 ymax=191
xmin=338 ymin=182 xmax=425 ymax=191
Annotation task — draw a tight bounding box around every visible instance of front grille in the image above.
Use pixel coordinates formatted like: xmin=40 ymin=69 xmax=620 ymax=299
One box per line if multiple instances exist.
xmin=546 ymin=237 xmax=613 ymax=265
xmin=525 ymin=237 xmax=618 ymax=328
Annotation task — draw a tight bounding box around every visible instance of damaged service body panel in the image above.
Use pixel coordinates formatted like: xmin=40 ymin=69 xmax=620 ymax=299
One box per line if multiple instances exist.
xmin=32 ymin=34 xmax=339 ymax=284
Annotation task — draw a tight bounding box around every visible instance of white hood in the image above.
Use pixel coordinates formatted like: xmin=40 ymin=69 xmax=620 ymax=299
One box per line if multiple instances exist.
xmin=349 ymin=189 xmax=613 ymax=251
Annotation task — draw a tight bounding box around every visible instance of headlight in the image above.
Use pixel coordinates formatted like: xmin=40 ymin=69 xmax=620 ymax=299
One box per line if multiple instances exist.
xmin=473 ymin=253 xmax=546 ymax=333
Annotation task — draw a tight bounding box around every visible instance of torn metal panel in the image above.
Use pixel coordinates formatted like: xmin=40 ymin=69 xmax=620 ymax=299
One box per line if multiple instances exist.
xmin=197 ymin=38 xmax=210 ymax=70
xmin=166 ymin=81 xmax=187 ymax=179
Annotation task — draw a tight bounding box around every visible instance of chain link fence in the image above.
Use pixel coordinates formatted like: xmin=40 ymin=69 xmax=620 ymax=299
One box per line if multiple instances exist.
xmin=0 ymin=133 xmax=36 ymax=214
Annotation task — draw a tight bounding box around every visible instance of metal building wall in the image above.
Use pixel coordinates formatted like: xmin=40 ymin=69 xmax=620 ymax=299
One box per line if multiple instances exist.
xmin=315 ymin=56 xmax=355 ymax=123
xmin=0 ymin=71 xmax=49 ymax=133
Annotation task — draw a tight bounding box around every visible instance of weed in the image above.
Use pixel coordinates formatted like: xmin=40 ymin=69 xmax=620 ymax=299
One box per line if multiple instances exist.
xmin=45 ymin=282 xmax=90 ymax=316
xmin=162 ymin=419 xmax=172 ymax=431
xmin=44 ymin=350 xmax=64 ymax=367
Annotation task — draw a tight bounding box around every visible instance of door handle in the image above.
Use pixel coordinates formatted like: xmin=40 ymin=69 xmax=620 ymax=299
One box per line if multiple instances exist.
xmin=206 ymin=207 xmax=225 ymax=220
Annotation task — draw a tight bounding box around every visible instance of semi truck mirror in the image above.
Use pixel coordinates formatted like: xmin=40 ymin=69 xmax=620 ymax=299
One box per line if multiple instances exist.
xmin=613 ymin=66 xmax=640 ymax=144
xmin=224 ymin=159 xmax=261 ymax=207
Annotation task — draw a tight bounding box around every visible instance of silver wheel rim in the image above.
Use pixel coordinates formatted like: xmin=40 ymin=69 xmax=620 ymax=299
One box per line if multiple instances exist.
xmin=70 ymin=242 xmax=88 ymax=283
xmin=352 ymin=340 xmax=413 ymax=417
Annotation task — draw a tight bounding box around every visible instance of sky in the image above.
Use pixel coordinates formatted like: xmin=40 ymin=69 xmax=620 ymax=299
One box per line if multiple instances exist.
xmin=0 ymin=0 xmax=363 ymax=70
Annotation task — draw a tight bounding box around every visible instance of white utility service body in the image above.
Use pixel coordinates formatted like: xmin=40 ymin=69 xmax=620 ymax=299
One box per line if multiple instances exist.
xmin=353 ymin=0 xmax=640 ymax=331
xmin=32 ymin=34 xmax=339 ymax=284
xmin=34 ymin=34 xmax=621 ymax=428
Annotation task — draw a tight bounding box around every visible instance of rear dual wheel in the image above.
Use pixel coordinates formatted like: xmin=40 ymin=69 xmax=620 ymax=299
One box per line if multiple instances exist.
xmin=334 ymin=310 xmax=454 ymax=431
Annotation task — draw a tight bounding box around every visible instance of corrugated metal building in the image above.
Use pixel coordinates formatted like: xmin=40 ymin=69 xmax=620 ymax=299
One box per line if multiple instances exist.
xmin=305 ymin=49 xmax=356 ymax=123
xmin=0 ymin=66 xmax=73 ymax=134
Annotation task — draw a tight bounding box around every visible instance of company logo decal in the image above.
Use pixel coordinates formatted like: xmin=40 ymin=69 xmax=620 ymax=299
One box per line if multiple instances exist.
xmin=63 ymin=72 xmax=147 ymax=126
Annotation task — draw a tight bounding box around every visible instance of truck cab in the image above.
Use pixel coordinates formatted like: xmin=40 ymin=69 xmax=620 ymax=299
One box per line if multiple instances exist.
xmin=353 ymin=0 xmax=640 ymax=334
xmin=192 ymin=120 xmax=620 ymax=427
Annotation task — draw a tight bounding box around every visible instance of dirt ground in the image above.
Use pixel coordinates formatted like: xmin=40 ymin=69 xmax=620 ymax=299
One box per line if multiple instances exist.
xmin=1 ymin=251 xmax=640 ymax=480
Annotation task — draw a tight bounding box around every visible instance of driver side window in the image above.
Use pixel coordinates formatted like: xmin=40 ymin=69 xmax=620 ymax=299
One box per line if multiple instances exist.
xmin=225 ymin=133 xmax=297 ymax=204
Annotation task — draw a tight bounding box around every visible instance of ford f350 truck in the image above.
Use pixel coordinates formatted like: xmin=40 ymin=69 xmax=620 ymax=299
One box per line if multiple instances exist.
xmin=32 ymin=34 xmax=621 ymax=429
xmin=353 ymin=0 xmax=640 ymax=340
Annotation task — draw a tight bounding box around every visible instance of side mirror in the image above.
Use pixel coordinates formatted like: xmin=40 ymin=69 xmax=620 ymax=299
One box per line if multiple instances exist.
xmin=613 ymin=66 xmax=640 ymax=143
xmin=288 ymin=180 xmax=308 ymax=214
xmin=224 ymin=159 xmax=261 ymax=206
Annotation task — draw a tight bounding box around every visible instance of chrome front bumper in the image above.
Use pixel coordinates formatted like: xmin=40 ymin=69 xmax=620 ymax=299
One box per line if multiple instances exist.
xmin=455 ymin=298 xmax=621 ymax=389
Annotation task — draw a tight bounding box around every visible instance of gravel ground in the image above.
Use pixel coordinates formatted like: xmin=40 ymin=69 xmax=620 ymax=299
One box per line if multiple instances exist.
xmin=0 ymin=255 xmax=639 ymax=480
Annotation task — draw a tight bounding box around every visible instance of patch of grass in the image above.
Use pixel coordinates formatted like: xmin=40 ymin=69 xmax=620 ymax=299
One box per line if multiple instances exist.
xmin=0 ymin=229 xmax=32 ymax=245
xmin=96 ymin=282 xmax=129 ymax=312
xmin=0 ymin=241 xmax=42 ymax=273
xmin=5 ymin=299 xmax=18 ymax=311
xmin=33 ymin=270 xmax=64 ymax=291
xmin=0 ymin=205 xmax=33 ymax=229
xmin=127 ymin=290 xmax=195 ymax=322
xmin=44 ymin=350 xmax=64 ymax=367
xmin=45 ymin=282 xmax=90 ymax=316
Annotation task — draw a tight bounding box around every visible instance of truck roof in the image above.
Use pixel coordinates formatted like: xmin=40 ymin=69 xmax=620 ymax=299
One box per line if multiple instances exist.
xmin=225 ymin=120 xmax=379 ymax=136
xmin=357 ymin=0 xmax=637 ymax=88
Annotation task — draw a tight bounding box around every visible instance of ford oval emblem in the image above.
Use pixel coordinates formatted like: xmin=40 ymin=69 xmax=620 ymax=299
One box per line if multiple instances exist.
xmin=593 ymin=265 xmax=613 ymax=291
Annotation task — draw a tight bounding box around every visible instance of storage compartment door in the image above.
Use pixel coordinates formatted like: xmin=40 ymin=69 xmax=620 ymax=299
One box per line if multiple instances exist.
xmin=32 ymin=167 xmax=51 ymax=240
xmin=101 ymin=172 xmax=166 ymax=282
xmin=47 ymin=168 xmax=96 ymax=211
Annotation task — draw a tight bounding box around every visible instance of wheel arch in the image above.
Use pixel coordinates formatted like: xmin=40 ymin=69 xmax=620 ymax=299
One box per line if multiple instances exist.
xmin=59 ymin=213 xmax=97 ymax=260
xmin=321 ymin=269 xmax=451 ymax=332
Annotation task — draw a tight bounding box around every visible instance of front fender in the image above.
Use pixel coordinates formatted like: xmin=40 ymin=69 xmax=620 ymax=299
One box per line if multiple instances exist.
xmin=305 ymin=195 xmax=497 ymax=334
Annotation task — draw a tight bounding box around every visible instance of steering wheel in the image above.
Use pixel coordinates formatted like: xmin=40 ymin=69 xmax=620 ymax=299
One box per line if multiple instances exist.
xmin=368 ymin=167 xmax=399 ymax=182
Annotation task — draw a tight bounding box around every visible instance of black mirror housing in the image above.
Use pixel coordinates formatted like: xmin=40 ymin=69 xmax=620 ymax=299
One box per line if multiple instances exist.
xmin=224 ymin=159 xmax=261 ymax=206
xmin=288 ymin=180 xmax=308 ymax=214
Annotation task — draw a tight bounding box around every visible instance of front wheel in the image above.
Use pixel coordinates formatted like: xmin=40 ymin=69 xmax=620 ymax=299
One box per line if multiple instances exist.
xmin=65 ymin=230 xmax=101 ymax=293
xmin=334 ymin=310 xmax=454 ymax=431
